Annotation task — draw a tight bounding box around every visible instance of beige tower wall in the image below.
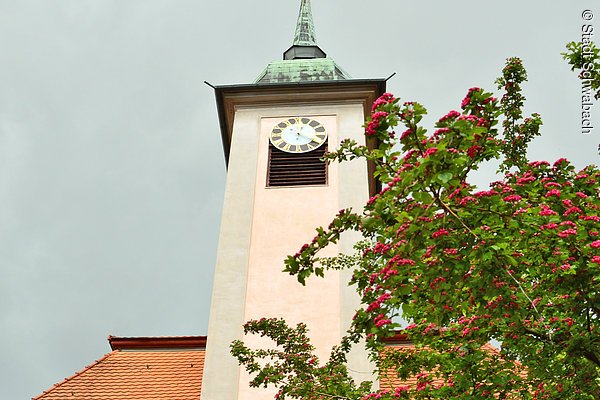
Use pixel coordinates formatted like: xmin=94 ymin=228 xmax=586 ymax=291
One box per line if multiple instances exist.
xmin=202 ymin=83 xmax=382 ymax=400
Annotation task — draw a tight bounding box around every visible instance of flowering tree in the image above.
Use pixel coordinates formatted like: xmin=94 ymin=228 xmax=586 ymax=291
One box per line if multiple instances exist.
xmin=231 ymin=58 xmax=600 ymax=399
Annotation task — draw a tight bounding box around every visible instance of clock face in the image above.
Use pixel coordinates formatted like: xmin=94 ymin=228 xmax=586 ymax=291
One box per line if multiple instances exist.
xmin=269 ymin=117 xmax=327 ymax=153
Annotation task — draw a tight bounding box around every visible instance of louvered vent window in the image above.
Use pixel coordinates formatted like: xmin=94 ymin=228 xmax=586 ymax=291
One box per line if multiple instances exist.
xmin=267 ymin=141 xmax=328 ymax=187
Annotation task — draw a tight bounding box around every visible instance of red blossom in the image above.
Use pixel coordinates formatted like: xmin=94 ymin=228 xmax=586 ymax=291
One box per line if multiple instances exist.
xmin=467 ymin=145 xmax=481 ymax=158
xmin=529 ymin=160 xmax=550 ymax=167
xmin=371 ymin=92 xmax=396 ymax=111
xmin=557 ymin=229 xmax=577 ymax=238
xmin=539 ymin=205 xmax=558 ymax=216
xmin=432 ymin=228 xmax=449 ymax=238
xmin=423 ymin=147 xmax=438 ymax=157
xmin=459 ymin=196 xmax=477 ymax=206
xmin=474 ymin=190 xmax=496 ymax=197
xmin=433 ymin=127 xmax=450 ymax=137
xmin=503 ymin=194 xmax=522 ymax=202
xmin=438 ymin=110 xmax=461 ymax=123
xmin=544 ymin=182 xmax=561 ymax=189
xmin=540 ymin=223 xmax=558 ymax=230
xmin=576 ymin=191 xmax=589 ymax=198
xmin=517 ymin=173 xmax=536 ymax=184
xmin=400 ymin=128 xmax=413 ymax=140
xmin=553 ymin=158 xmax=569 ymax=166
xmin=563 ymin=206 xmax=582 ymax=216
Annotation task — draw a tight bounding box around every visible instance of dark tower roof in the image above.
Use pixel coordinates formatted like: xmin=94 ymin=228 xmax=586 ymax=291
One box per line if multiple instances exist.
xmin=255 ymin=0 xmax=351 ymax=84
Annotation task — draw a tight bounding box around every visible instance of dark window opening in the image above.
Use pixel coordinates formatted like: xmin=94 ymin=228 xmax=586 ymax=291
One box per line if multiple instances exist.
xmin=267 ymin=141 xmax=328 ymax=187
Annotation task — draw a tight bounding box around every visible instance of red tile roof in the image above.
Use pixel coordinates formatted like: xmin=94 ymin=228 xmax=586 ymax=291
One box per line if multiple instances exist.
xmin=33 ymin=336 xmax=206 ymax=400
xmin=380 ymin=332 xmax=504 ymax=391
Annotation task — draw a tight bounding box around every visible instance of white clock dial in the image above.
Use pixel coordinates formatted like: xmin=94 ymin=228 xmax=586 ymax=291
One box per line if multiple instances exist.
xmin=270 ymin=117 xmax=327 ymax=153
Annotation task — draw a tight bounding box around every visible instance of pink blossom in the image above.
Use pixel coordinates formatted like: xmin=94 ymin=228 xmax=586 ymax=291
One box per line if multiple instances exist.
xmin=400 ymin=128 xmax=413 ymax=140
xmin=564 ymin=206 xmax=582 ymax=216
xmin=383 ymin=268 xmax=398 ymax=279
xmin=366 ymin=301 xmax=380 ymax=312
xmin=375 ymin=317 xmax=392 ymax=327
xmin=423 ymin=147 xmax=438 ymax=157
xmin=377 ymin=293 xmax=392 ymax=302
xmin=459 ymin=196 xmax=477 ymax=206
xmin=528 ymin=160 xmax=550 ymax=167
xmin=365 ymin=111 xmax=389 ymax=136
xmin=389 ymin=256 xmax=415 ymax=266
xmin=517 ymin=173 xmax=536 ymax=184
xmin=372 ymin=111 xmax=388 ymax=120
xmin=514 ymin=207 xmax=529 ymax=215
xmin=434 ymin=127 xmax=450 ymax=137
xmin=467 ymin=145 xmax=481 ymax=158
xmin=370 ymin=93 xmax=395 ymax=111
xmin=544 ymin=182 xmax=561 ymax=189
xmin=458 ymin=114 xmax=479 ymax=122
xmin=560 ymin=220 xmax=577 ymax=228
xmin=432 ymin=228 xmax=449 ymax=238
xmin=461 ymin=96 xmax=470 ymax=108
xmin=477 ymin=117 xmax=489 ymax=126
xmin=557 ymin=229 xmax=577 ymax=238
xmin=438 ymin=110 xmax=461 ymax=123
xmin=394 ymin=386 xmax=410 ymax=395
xmin=591 ymin=256 xmax=600 ymax=265
xmin=474 ymin=190 xmax=496 ymax=197
xmin=423 ymin=323 xmax=437 ymax=334
xmin=540 ymin=223 xmax=558 ymax=230
xmin=403 ymin=149 xmax=418 ymax=161
xmin=503 ymin=194 xmax=522 ymax=202
xmin=590 ymin=240 xmax=600 ymax=249
xmin=553 ymin=158 xmax=569 ymax=166
xmin=545 ymin=189 xmax=561 ymax=198
xmin=539 ymin=206 xmax=558 ymax=216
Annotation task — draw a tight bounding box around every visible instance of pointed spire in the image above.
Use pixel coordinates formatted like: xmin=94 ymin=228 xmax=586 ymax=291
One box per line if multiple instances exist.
xmin=283 ymin=0 xmax=326 ymax=60
xmin=293 ymin=0 xmax=317 ymax=46
xmin=255 ymin=0 xmax=352 ymax=83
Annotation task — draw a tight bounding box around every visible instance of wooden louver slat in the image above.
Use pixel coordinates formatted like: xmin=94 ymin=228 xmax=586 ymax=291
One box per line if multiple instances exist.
xmin=267 ymin=141 xmax=327 ymax=187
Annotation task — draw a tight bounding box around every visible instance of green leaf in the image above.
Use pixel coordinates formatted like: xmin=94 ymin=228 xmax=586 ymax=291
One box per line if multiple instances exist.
xmin=436 ymin=171 xmax=453 ymax=184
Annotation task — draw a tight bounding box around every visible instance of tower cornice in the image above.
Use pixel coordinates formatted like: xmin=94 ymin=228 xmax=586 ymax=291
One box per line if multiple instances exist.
xmin=212 ymin=79 xmax=386 ymax=195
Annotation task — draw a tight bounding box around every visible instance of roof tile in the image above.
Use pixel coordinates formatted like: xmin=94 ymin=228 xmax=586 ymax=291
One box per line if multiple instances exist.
xmin=33 ymin=337 xmax=205 ymax=400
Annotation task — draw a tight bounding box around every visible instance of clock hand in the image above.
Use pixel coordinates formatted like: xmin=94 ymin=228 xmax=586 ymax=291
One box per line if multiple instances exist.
xmin=297 ymin=126 xmax=319 ymax=142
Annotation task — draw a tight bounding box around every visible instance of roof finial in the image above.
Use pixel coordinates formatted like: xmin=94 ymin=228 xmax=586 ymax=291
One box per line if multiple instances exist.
xmin=283 ymin=0 xmax=326 ymax=60
xmin=293 ymin=0 xmax=317 ymax=46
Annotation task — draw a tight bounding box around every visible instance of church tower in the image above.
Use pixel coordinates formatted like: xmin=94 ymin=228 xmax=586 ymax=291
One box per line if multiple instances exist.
xmin=201 ymin=1 xmax=385 ymax=398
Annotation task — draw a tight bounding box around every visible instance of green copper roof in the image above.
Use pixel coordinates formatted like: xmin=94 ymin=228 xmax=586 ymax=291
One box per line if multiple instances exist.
xmin=254 ymin=58 xmax=351 ymax=84
xmin=293 ymin=0 xmax=317 ymax=46
xmin=254 ymin=0 xmax=351 ymax=84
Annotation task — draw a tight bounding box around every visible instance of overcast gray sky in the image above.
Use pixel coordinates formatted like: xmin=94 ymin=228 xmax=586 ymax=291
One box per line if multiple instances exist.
xmin=0 ymin=1 xmax=598 ymax=398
